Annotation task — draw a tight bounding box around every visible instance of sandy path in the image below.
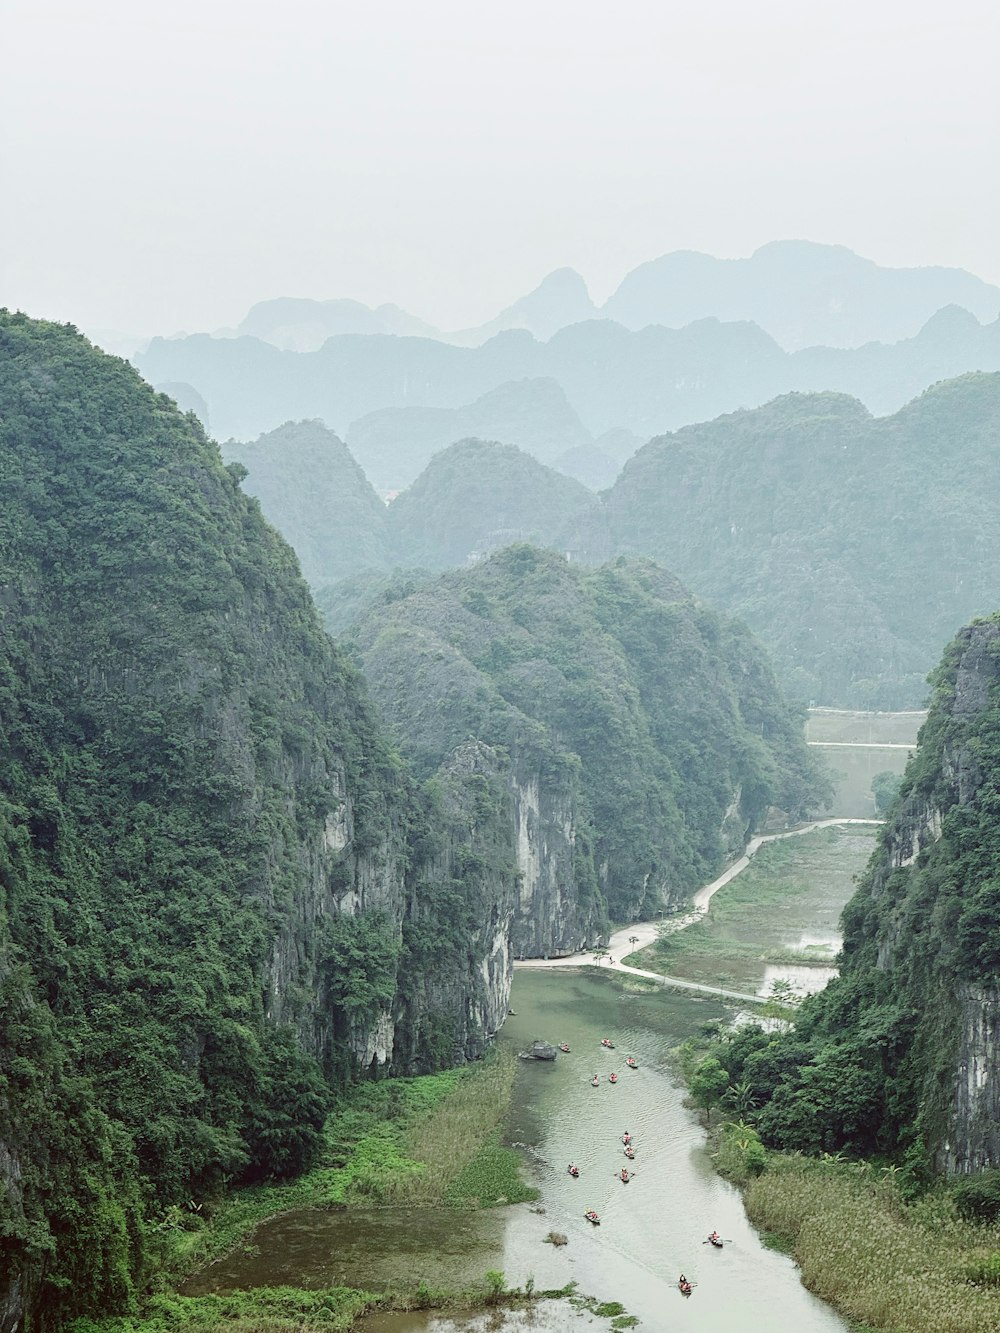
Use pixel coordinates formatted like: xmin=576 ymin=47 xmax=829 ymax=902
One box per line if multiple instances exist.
xmin=513 ymin=817 xmax=881 ymax=1004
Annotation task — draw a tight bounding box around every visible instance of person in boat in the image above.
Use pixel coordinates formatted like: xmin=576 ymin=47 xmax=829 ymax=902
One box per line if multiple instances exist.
xmin=620 ymin=1167 xmax=630 ymax=1182
xmin=609 ymin=1072 xmax=618 ymax=1083
xmin=626 ymin=1056 xmax=637 ymax=1067
xmin=559 ymin=1043 xmax=570 ymax=1052
xmin=622 ymin=1131 xmax=631 ymax=1143
xmin=591 ymin=1073 xmax=599 ymax=1085
xmin=568 ymin=1164 xmax=580 ymax=1176
xmin=624 ymin=1145 xmax=635 ymax=1159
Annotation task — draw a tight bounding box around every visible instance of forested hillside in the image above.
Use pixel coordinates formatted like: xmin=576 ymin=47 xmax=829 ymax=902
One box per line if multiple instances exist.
xmin=387 ymin=439 xmax=606 ymax=571
xmin=137 ymin=302 xmax=1000 ymax=445
xmin=607 ymin=375 xmax=1000 ymax=707
xmin=221 ymin=419 xmax=390 ymax=586
xmin=0 ymin=315 xmax=517 ymax=1330
xmin=346 ymin=377 xmax=592 ymax=491
xmin=714 ymin=615 xmax=1000 ymax=1173
xmin=351 ymin=547 xmax=827 ymax=951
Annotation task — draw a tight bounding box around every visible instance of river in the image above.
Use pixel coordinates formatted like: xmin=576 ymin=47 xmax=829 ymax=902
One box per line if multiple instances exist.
xmin=191 ymin=968 xmax=848 ymax=1332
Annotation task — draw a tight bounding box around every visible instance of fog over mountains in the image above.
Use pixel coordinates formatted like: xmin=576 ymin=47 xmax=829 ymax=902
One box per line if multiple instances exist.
xmin=140 ymin=242 xmax=1000 ymax=470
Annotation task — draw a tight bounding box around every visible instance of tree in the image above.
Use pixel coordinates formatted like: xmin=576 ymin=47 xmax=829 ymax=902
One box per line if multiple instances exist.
xmin=871 ymin=770 xmax=902 ymax=814
xmin=689 ymin=1057 xmax=729 ymax=1125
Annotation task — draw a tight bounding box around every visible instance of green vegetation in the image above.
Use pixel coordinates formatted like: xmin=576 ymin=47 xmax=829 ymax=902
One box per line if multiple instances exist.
xmin=0 ymin=315 xmax=513 ymax=1329
xmin=222 ymin=420 xmax=390 ymax=588
xmin=387 ymin=437 xmax=603 ymax=571
xmin=632 ymin=826 xmax=873 ymax=994
xmin=703 ymin=617 xmax=1000 ymax=1169
xmin=353 ymin=545 xmax=828 ymax=930
xmin=742 ymin=1155 xmax=1000 ymax=1333
xmin=606 ymin=375 xmax=1000 ymax=707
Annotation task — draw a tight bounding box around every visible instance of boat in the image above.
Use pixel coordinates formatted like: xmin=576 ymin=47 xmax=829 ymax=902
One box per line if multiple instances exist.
xmin=619 ymin=1168 xmax=630 ymax=1183
xmin=567 ymin=1165 xmax=580 ymax=1178
xmin=621 ymin=1132 xmax=631 ymax=1144
xmin=559 ymin=1043 xmax=571 ymax=1053
xmin=678 ymin=1278 xmax=693 ymax=1296
xmin=624 ymin=1146 xmax=635 ymax=1159
xmin=625 ymin=1057 xmax=638 ymax=1069
xmin=584 ymin=1211 xmax=600 ymax=1225
xmin=609 ymin=1073 xmax=618 ymax=1084
xmin=708 ymin=1235 xmax=723 ymax=1248
xmin=601 ymin=1038 xmax=615 ymax=1049
xmin=590 ymin=1075 xmax=600 ymax=1086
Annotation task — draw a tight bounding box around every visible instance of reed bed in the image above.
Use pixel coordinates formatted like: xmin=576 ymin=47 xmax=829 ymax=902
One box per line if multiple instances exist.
xmin=744 ymin=1156 xmax=1000 ymax=1333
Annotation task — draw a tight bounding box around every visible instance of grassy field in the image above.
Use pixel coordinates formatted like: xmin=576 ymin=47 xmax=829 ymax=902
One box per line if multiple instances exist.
xmin=806 ymin=709 xmax=925 ymax=745
xmin=632 ymin=825 xmax=876 ymax=994
xmin=743 ymin=1155 xmax=1000 ymax=1333
xmin=147 ymin=1047 xmax=535 ymax=1289
xmin=806 ymin=709 xmax=923 ymax=818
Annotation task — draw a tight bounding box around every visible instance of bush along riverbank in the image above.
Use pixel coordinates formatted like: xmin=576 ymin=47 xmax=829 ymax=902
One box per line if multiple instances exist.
xmin=677 ymin=1034 xmax=1000 ymax=1333
xmin=71 ymin=1048 xmax=541 ymax=1332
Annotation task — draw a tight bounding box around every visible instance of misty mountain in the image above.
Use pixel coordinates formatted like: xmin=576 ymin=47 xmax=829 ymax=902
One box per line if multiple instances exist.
xmin=238 ymin=297 xmax=439 ymax=350
xmin=347 ymin=377 xmax=592 ymax=491
xmin=137 ymin=306 xmax=1000 ymax=448
xmin=451 ymin=267 xmax=597 ymax=344
xmin=222 ymin=419 xmax=389 ymax=586
xmin=605 ymin=373 xmax=1000 ymax=708
xmin=387 ymin=438 xmax=605 ymax=570
xmin=602 ymin=240 xmax=1000 ymax=349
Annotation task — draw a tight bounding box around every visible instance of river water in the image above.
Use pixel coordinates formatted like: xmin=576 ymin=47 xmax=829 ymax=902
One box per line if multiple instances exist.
xmin=190 ymin=969 xmax=847 ymax=1332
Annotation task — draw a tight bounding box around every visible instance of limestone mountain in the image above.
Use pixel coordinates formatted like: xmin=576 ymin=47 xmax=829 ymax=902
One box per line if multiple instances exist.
xmin=386 ymin=438 xmax=606 ymax=571
xmin=0 ymin=315 xmax=516 ymax=1329
xmin=347 ymin=377 xmax=592 ymax=492
xmin=351 ymin=546 xmax=828 ymax=955
xmin=238 ymin=296 xmax=439 ymax=351
xmin=222 ymin=419 xmax=390 ymax=587
xmin=724 ymin=615 xmax=1000 ymax=1172
xmin=137 ymin=306 xmax=1000 ymax=447
xmin=603 ymin=240 xmax=1000 ymax=350
xmin=605 ymin=374 xmax=1000 ymax=708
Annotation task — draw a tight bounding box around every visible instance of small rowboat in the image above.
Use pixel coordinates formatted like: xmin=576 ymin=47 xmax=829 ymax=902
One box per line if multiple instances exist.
xmin=567 ymin=1165 xmax=580 ymax=1177
xmin=625 ymin=1057 xmax=639 ymax=1069
xmin=708 ymin=1236 xmax=723 ymax=1248
xmin=584 ymin=1211 xmax=600 ymax=1225
xmin=559 ymin=1043 xmax=571 ymax=1053
xmin=609 ymin=1073 xmax=618 ymax=1084
xmin=590 ymin=1076 xmax=600 ymax=1086
xmin=678 ymin=1281 xmax=693 ymax=1296
xmin=619 ymin=1169 xmax=631 ymax=1183
xmin=624 ymin=1146 xmax=635 ymax=1159
xmin=601 ymin=1038 xmax=615 ymax=1049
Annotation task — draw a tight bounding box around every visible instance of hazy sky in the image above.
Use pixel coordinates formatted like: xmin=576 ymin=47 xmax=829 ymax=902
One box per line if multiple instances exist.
xmin=4 ymin=0 xmax=998 ymax=334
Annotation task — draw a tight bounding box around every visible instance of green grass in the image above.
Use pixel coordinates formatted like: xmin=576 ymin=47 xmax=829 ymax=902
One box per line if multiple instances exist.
xmin=631 ymin=826 xmax=874 ymax=993
xmin=805 ymin=709 xmax=924 ymax=746
xmin=743 ymin=1156 xmax=1000 ymax=1333
xmin=153 ymin=1050 xmax=532 ymax=1285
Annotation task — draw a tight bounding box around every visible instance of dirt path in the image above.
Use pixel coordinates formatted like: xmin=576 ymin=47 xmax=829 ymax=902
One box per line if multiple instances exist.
xmin=513 ymin=817 xmax=881 ymax=1004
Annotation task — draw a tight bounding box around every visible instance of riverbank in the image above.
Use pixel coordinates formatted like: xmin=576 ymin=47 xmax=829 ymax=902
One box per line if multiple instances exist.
xmin=628 ymin=825 xmax=876 ymax=997
xmin=73 ymin=1050 xmax=540 ymax=1333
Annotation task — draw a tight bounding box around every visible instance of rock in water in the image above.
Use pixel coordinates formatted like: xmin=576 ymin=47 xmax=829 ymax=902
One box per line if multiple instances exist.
xmin=530 ymin=1041 xmax=558 ymax=1061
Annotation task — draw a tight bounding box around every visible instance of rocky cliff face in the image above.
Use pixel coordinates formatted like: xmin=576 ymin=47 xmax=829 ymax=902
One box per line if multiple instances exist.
xmin=837 ymin=617 xmax=1000 ymax=1171
xmin=0 ymin=314 xmax=519 ymax=1329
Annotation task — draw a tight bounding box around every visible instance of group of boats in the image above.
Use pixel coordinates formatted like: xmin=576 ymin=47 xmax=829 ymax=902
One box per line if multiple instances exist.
xmin=564 ymin=1036 xmax=726 ymax=1297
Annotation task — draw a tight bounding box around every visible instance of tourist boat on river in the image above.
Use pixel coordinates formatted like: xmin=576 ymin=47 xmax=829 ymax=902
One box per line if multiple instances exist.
xmin=559 ymin=1043 xmax=570 ymax=1052
xmin=625 ymin=1056 xmax=638 ymax=1069
xmin=609 ymin=1072 xmax=618 ymax=1084
xmin=600 ymin=1037 xmax=615 ymax=1048
xmin=584 ymin=1210 xmax=600 ymax=1225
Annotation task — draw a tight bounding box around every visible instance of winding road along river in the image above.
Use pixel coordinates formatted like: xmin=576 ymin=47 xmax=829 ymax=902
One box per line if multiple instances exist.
xmin=195 ymin=822 xmax=872 ymax=1332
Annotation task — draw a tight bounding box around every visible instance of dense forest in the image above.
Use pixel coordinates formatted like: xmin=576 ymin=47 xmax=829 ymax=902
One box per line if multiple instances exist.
xmin=607 ymin=374 xmax=1000 ymax=707
xmin=350 ymin=547 xmax=828 ymax=942
xmin=221 ymin=419 xmax=390 ymax=587
xmin=709 ymin=615 xmax=1000 ymax=1173
xmin=0 ymin=315 xmax=517 ymax=1329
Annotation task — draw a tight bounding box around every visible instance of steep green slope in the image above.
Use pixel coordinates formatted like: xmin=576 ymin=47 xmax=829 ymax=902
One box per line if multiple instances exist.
xmin=347 ymin=377 xmax=592 ymax=491
xmin=0 ymin=315 xmax=515 ymax=1329
xmin=222 ymin=419 xmax=390 ymax=586
xmin=717 ymin=615 xmax=1000 ymax=1173
xmin=352 ymin=547 xmax=826 ymax=943
xmin=388 ymin=438 xmax=607 ymax=570
xmin=606 ymin=376 xmax=1000 ymax=707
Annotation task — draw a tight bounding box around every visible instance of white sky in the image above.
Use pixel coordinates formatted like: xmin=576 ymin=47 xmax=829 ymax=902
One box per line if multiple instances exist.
xmin=3 ymin=0 xmax=998 ymax=333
